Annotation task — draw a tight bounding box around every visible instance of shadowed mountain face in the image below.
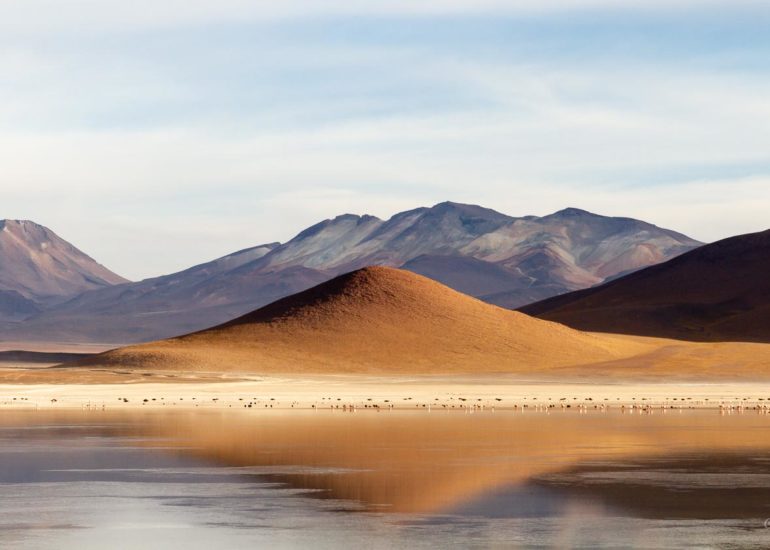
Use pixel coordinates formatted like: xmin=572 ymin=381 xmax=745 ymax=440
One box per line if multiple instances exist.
xmin=2 ymin=203 xmax=700 ymax=343
xmin=0 ymin=290 xmax=40 ymax=321
xmin=521 ymin=229 xmax=770 ymax=343
xmin=79 ymin=267 xmax=646 ymax=374
xmin=0 ymin=220 xmax=126 ymax=319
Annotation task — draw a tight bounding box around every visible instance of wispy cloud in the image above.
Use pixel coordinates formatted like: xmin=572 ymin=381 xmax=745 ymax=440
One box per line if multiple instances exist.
xmin=0 ymin=2 xmax=768 ymax=278
xmin=2 ymin=0 xmax=768 ymax=33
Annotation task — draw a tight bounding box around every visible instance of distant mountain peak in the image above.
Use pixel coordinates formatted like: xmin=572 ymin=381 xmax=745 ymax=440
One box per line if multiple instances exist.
xmin=332 ymin=213 xmax=381 ymax=225
xmin=431 ymin=200 xmax=467 ymax=210
xmin=0 ymin=219 xmax=127 ymax=307
xmin=429 ymin=201 xmax=510 ymax=217
xmin=293 ymin=212 xmax=381 ymax=241
xmin=2 ymin=218 xmax=52 ymax=228
xmin=1 ymin=219 xmax=46 ymax=235
xmin=333 ymin=213 xmax=364 ymax=221
xmin=548 ymin=207 xmax=596 ymax=217
xmin=223 ymin=242 xmax=280 ymax=259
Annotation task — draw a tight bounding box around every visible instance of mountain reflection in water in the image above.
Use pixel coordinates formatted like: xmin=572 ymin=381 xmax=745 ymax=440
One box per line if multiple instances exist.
xmin=3 ymin=409 xmax=770 ymax=548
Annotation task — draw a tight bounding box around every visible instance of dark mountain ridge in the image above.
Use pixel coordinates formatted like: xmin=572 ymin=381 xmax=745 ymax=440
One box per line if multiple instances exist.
xmin=521 ymin=229 xmax=770 ymax=343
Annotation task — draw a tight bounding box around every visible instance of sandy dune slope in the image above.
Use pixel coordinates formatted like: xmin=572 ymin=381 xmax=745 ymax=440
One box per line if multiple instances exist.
xmin=77 ymin=267 xmax=656 ymax=375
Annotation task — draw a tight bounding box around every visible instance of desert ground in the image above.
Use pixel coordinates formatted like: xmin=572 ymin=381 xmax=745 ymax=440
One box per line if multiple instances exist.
xmin=0 ymin=341 xmax=116 ymax=370
xmin=4 ymin=374 xmax=770 ymax=413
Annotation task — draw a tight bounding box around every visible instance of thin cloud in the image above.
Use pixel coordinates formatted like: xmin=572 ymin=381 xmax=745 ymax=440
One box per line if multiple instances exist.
xmin=0 ymin=2 xmax=768 ymax=278
xmin=1 ymin=0 xmax=769 ymax=33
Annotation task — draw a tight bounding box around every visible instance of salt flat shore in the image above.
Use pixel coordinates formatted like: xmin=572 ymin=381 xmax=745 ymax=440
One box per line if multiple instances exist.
xmin=3 ymin=376 xmax=770 ymax=411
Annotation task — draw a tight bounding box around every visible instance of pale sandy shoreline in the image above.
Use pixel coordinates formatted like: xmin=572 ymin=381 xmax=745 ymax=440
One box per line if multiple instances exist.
xmin=3 ymin=376 xmax=770 ymax=411
xmin=0 ymin=341 xmax=117 ymax=354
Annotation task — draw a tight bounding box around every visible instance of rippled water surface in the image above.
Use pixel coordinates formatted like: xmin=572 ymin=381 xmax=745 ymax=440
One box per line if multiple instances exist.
xmin=3 ymin=410 xmax=770 ymax=549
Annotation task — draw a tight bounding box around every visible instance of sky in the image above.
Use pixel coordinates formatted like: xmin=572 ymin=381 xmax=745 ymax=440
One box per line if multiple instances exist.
xmin=2 ymin=1 xmax=769 ymax=280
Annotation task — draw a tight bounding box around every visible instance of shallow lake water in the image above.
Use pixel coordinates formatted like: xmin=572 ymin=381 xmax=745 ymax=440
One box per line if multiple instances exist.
xmin=2 ymin=409 xmax=770 ymax=549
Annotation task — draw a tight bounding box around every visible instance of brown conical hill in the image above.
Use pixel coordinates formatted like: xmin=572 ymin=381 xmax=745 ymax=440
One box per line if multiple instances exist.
xmin=84 ymin=267 xmax=647 ymax=375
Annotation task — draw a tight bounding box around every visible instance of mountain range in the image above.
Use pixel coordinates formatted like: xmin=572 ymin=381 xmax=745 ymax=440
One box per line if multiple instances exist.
xmin=0 ymin=203 xmax=701 ymax=343
xmin=522 ymin=229 xmax=770 ymax=343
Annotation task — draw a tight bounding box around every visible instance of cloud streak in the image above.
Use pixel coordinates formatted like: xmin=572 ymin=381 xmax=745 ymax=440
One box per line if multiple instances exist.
xmin=0 ymin=2 xmax=768 ymax=279
xmin=3 ymin=0 xmax=769 ymax=34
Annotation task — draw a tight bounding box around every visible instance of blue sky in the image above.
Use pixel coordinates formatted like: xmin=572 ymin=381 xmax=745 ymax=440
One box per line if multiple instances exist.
xmin=2 ymin=1 xmax=769 ymax=279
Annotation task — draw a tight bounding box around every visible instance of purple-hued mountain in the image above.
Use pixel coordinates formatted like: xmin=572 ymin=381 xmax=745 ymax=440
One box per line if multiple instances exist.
xmin=1 ymin=203 xmax=701 ymax=343
xmin=0 ymin=220 xmax=127 ymax=320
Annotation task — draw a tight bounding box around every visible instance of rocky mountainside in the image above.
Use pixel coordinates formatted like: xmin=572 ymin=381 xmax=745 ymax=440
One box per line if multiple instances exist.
xmin=2 ymin=203 xmax=701 ymax=343
xmin=521 ymin=229 xmax=770 ymax=343
xmin=0 ymin=220 xmax=127 ymax=320
xmin=239 ymin=204 xmax=700 ymax=307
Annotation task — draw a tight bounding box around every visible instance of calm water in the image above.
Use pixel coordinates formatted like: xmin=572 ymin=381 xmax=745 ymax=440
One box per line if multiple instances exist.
xmin=2 ymin=410 xmax=770 ymax=549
